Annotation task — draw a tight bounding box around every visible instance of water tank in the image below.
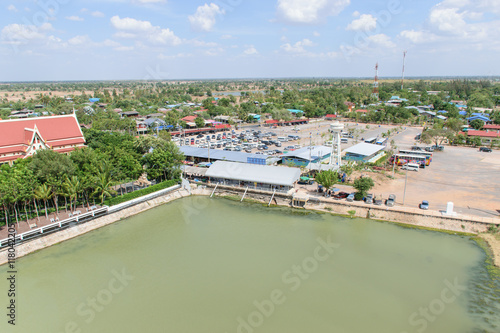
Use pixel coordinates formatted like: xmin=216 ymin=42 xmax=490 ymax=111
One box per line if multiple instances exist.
xmin=330 ymin=121 xmax=344 ymax=133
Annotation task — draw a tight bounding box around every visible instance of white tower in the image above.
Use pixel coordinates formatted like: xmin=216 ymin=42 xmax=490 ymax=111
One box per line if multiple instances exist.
xmin=329 ymin=121 xmax=344 ymax=167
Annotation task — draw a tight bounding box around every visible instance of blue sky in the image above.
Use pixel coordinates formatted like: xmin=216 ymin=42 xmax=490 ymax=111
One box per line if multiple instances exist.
xmin=1 ymin=0 xmax=499 ymax=81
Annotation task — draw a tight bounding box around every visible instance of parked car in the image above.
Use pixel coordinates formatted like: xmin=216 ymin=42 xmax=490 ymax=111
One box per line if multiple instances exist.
xmin=431 ymin=145 xmax=444 ymax=151
xmin=333 ymin=192 xmax=349 ymax=199
xmin=285 ymin=146 xmax=295 ymax=150
xmin=424 ymin=146 xmax=434 ymax=152
xmin=479 ymin=147 xmax=492 ymax=152
xmin=419 ymin=200 xmax=429 ymax=210
xmin=364 ymin=194 xmax=373 ymax=204
xmin=385 ymin=194 xmax=396 ymax=207
xmin=346 ymin=193 xmax=355 ymax=202
xmin=402 ymin=163 xmax=419 ymax=172
xmin=411 ymin=146 xmax=422 ymax=151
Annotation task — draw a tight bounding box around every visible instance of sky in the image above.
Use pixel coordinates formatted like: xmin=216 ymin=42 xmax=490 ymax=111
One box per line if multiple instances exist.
xmin=1 ymin=0 xmax=499 ymax=81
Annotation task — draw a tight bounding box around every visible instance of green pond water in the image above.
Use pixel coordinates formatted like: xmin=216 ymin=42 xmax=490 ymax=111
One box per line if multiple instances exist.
xmin=1 ymin=197 xmax=499 ymax=333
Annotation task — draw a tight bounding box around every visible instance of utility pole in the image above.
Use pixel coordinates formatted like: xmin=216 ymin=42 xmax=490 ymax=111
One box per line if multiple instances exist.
xmin=309 ymin=132 xmax=312 ymax=162
xmin=402 ymin=164 xmax=408 ymax=205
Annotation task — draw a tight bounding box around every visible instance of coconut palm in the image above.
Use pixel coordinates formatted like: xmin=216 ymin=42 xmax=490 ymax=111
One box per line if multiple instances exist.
xmin=93 ymin=167 xmax=116 ymax=205
xmin=34 ymin=184 xmax=53 ymax=220
xmin=63 ymin=176 xmax=80 ymax=212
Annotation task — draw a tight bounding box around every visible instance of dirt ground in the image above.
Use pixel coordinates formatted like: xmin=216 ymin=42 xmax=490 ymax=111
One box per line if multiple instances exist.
xmin=282 ymin=121 xmax=500 ymax=218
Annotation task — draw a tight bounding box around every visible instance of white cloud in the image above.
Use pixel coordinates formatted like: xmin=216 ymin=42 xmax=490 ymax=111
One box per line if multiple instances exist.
xmin=313 ymin=31 xmax=320 ymax=37
xmin=243 ymin=46 xmax=258 ymax=55
xmin=352 ymin=10 xmax=360 ymax=17
xmin=188 ymin=39 xmax=218 ymax=47
xmin=400 ymin=30 xmax=439 ymax=44
xmin=281 ymin=38 xmax=314 ymax=53
xmin=110 ymin=16 xmax=181 ymax=46
xmin=277 ymin=0 xmax=350 ymax=24
xmin=7 ymin=5 xmax=18 ymax=12
xmin=68 ymin=35 xmax=91 ymax=45
xmin=91 ymin=11 xmax=105 ymax=18
xmin=346 ymin=14 xmax=377 ymax=31
xmin=1 ymin=23 xmax=53 ymax=44
xmin=66 ymin=16 xmax=84 ymax=22
xmin=220 ymin=34 xmax=233 ymax=39
xmin=366 ymin=34 xmax=395 ymax=48
xmin=189 ymin=3 xmax=225 ymax=32
xmin=429 ymin=7 xmax=467 ymax=34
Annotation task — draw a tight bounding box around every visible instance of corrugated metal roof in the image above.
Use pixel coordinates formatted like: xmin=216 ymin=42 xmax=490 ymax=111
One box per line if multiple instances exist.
xmin=344 ymin=143 xmax=385 ymax=157
xmin=282 ymin=146 xmax=331 ymax=161
xmin=179 ymin=146 xmax=266 ymax=164
xmin=205 ymin=161 xmax=301 ymax=186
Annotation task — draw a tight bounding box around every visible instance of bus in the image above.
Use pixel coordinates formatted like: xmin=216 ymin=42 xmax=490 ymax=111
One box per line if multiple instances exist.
xmin=365 ymin=137 xmax=377 ymax=144
xmin=376 ymin=138 xmax=388 ymax=146
xmin=398 ymin=149 xmax=432 ymax=165
xmin=393 ymin=154 xmax=427 ymax=168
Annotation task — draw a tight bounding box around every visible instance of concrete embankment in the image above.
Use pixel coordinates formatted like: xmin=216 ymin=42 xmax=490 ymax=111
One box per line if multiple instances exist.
xmin=0 ymin=186 xmax=189 ymax=266
xmin=1 ymin=183 xmax=499 ymax=268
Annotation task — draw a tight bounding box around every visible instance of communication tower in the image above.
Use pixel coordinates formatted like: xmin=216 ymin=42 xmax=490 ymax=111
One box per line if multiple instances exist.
xmin=372 ymin=63 xmax=379 ymax=100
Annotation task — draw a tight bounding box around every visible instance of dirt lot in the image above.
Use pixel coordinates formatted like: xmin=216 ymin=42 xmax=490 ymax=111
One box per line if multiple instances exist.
xmin=232 ymin=120 xmax=500 ymax=218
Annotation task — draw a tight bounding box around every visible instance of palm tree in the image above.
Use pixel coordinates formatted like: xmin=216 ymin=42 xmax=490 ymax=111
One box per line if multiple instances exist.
xmin=63 ymin=176 xmax=80 ymax=212
xmin=93 ymin=167 xmax=116 ymax=205
xmin=34 ymin=184 xmax=53 ymax=220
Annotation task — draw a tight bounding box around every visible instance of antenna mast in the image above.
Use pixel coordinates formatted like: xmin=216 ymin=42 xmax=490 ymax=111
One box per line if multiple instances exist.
xmin=372 ymin=63 xmax=379 ymax=100
xmin=401 ymin=51 xmax=407 ymax=91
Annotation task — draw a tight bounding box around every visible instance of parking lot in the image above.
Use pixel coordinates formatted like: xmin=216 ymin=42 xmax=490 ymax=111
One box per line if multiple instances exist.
xmin=176 ymin=120 xmax=500 ymax=218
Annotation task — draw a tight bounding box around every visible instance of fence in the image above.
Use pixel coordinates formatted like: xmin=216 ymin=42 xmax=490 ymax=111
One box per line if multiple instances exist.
xmin=0 ymin=207 xmax=109 ymax=249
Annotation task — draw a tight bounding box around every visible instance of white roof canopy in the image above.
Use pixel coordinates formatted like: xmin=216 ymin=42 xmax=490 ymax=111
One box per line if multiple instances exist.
xmin=205 ymin=161 xmax=301 ymax=187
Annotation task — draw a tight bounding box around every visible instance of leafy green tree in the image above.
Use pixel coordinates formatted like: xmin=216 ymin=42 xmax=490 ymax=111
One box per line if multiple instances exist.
xmin=29 ymin=149 xmax=75 ymax=183
xmin=315 ymin=170 xmax=338 ymax=195
xmin=353 ymin=177 xmax=375 ymax=196
xmin=469 ymin=119 xmax=485 ymax=130
xmin=195 ymin=116 xmax=205 ymax=128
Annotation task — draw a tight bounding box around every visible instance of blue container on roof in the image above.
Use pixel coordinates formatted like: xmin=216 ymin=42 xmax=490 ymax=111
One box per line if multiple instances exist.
xmin=89 ymin=98 xmax=100 ymax=103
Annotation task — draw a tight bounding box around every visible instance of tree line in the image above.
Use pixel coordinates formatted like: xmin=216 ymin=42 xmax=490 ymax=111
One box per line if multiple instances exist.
xmin=0 ymin=130 xmax=183 ymax=228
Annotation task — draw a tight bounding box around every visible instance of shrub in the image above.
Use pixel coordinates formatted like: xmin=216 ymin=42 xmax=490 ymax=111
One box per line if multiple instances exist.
xmin=104 ymin=179 xmax=180 ymax=206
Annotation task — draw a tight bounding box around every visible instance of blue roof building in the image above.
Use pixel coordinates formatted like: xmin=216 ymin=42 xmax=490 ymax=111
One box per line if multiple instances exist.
xmin=282 ymin=146 xmax=331 ymax=167
xmin=287 ymin=109 xmax=304 ymax=114
xmin=467 ymin=115 xmax=490 ymax=122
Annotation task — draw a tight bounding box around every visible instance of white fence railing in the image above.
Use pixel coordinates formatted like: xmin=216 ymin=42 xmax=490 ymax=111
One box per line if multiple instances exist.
xmin=0 ymin=206 xmax=109 ymax=248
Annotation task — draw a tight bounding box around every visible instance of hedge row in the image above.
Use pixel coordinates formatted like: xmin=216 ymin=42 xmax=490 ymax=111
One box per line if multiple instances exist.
xmin=104 ymin=179 xmax=180 ymax=206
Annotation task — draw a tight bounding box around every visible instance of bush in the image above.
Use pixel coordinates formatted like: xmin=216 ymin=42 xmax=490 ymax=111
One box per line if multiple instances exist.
xmin=354 ymin=192 xmax=364 ymax=201
xmin=104 ymin=179 xmax=180 ymax=206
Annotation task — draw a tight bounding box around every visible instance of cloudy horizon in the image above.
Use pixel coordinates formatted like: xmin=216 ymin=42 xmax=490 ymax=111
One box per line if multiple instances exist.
xmin=1 ymin=0 xmax=499 ymax=82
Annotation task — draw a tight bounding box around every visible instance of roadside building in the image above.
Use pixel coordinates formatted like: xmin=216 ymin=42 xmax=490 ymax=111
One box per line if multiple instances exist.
xmin=205 ymin=160 xmax=301 ymax=193
xmin=343 ymin=143 xmax=385 ymax=163
xmin=282 ymin=146 xmax=331 ymax=167
xmin=120 ymin=111 xmax=139 ymax=118
xmin=464 ymin=130 xmax=500 ymax=145
xmin=0 ymin=114 xmax=85 ymax=165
